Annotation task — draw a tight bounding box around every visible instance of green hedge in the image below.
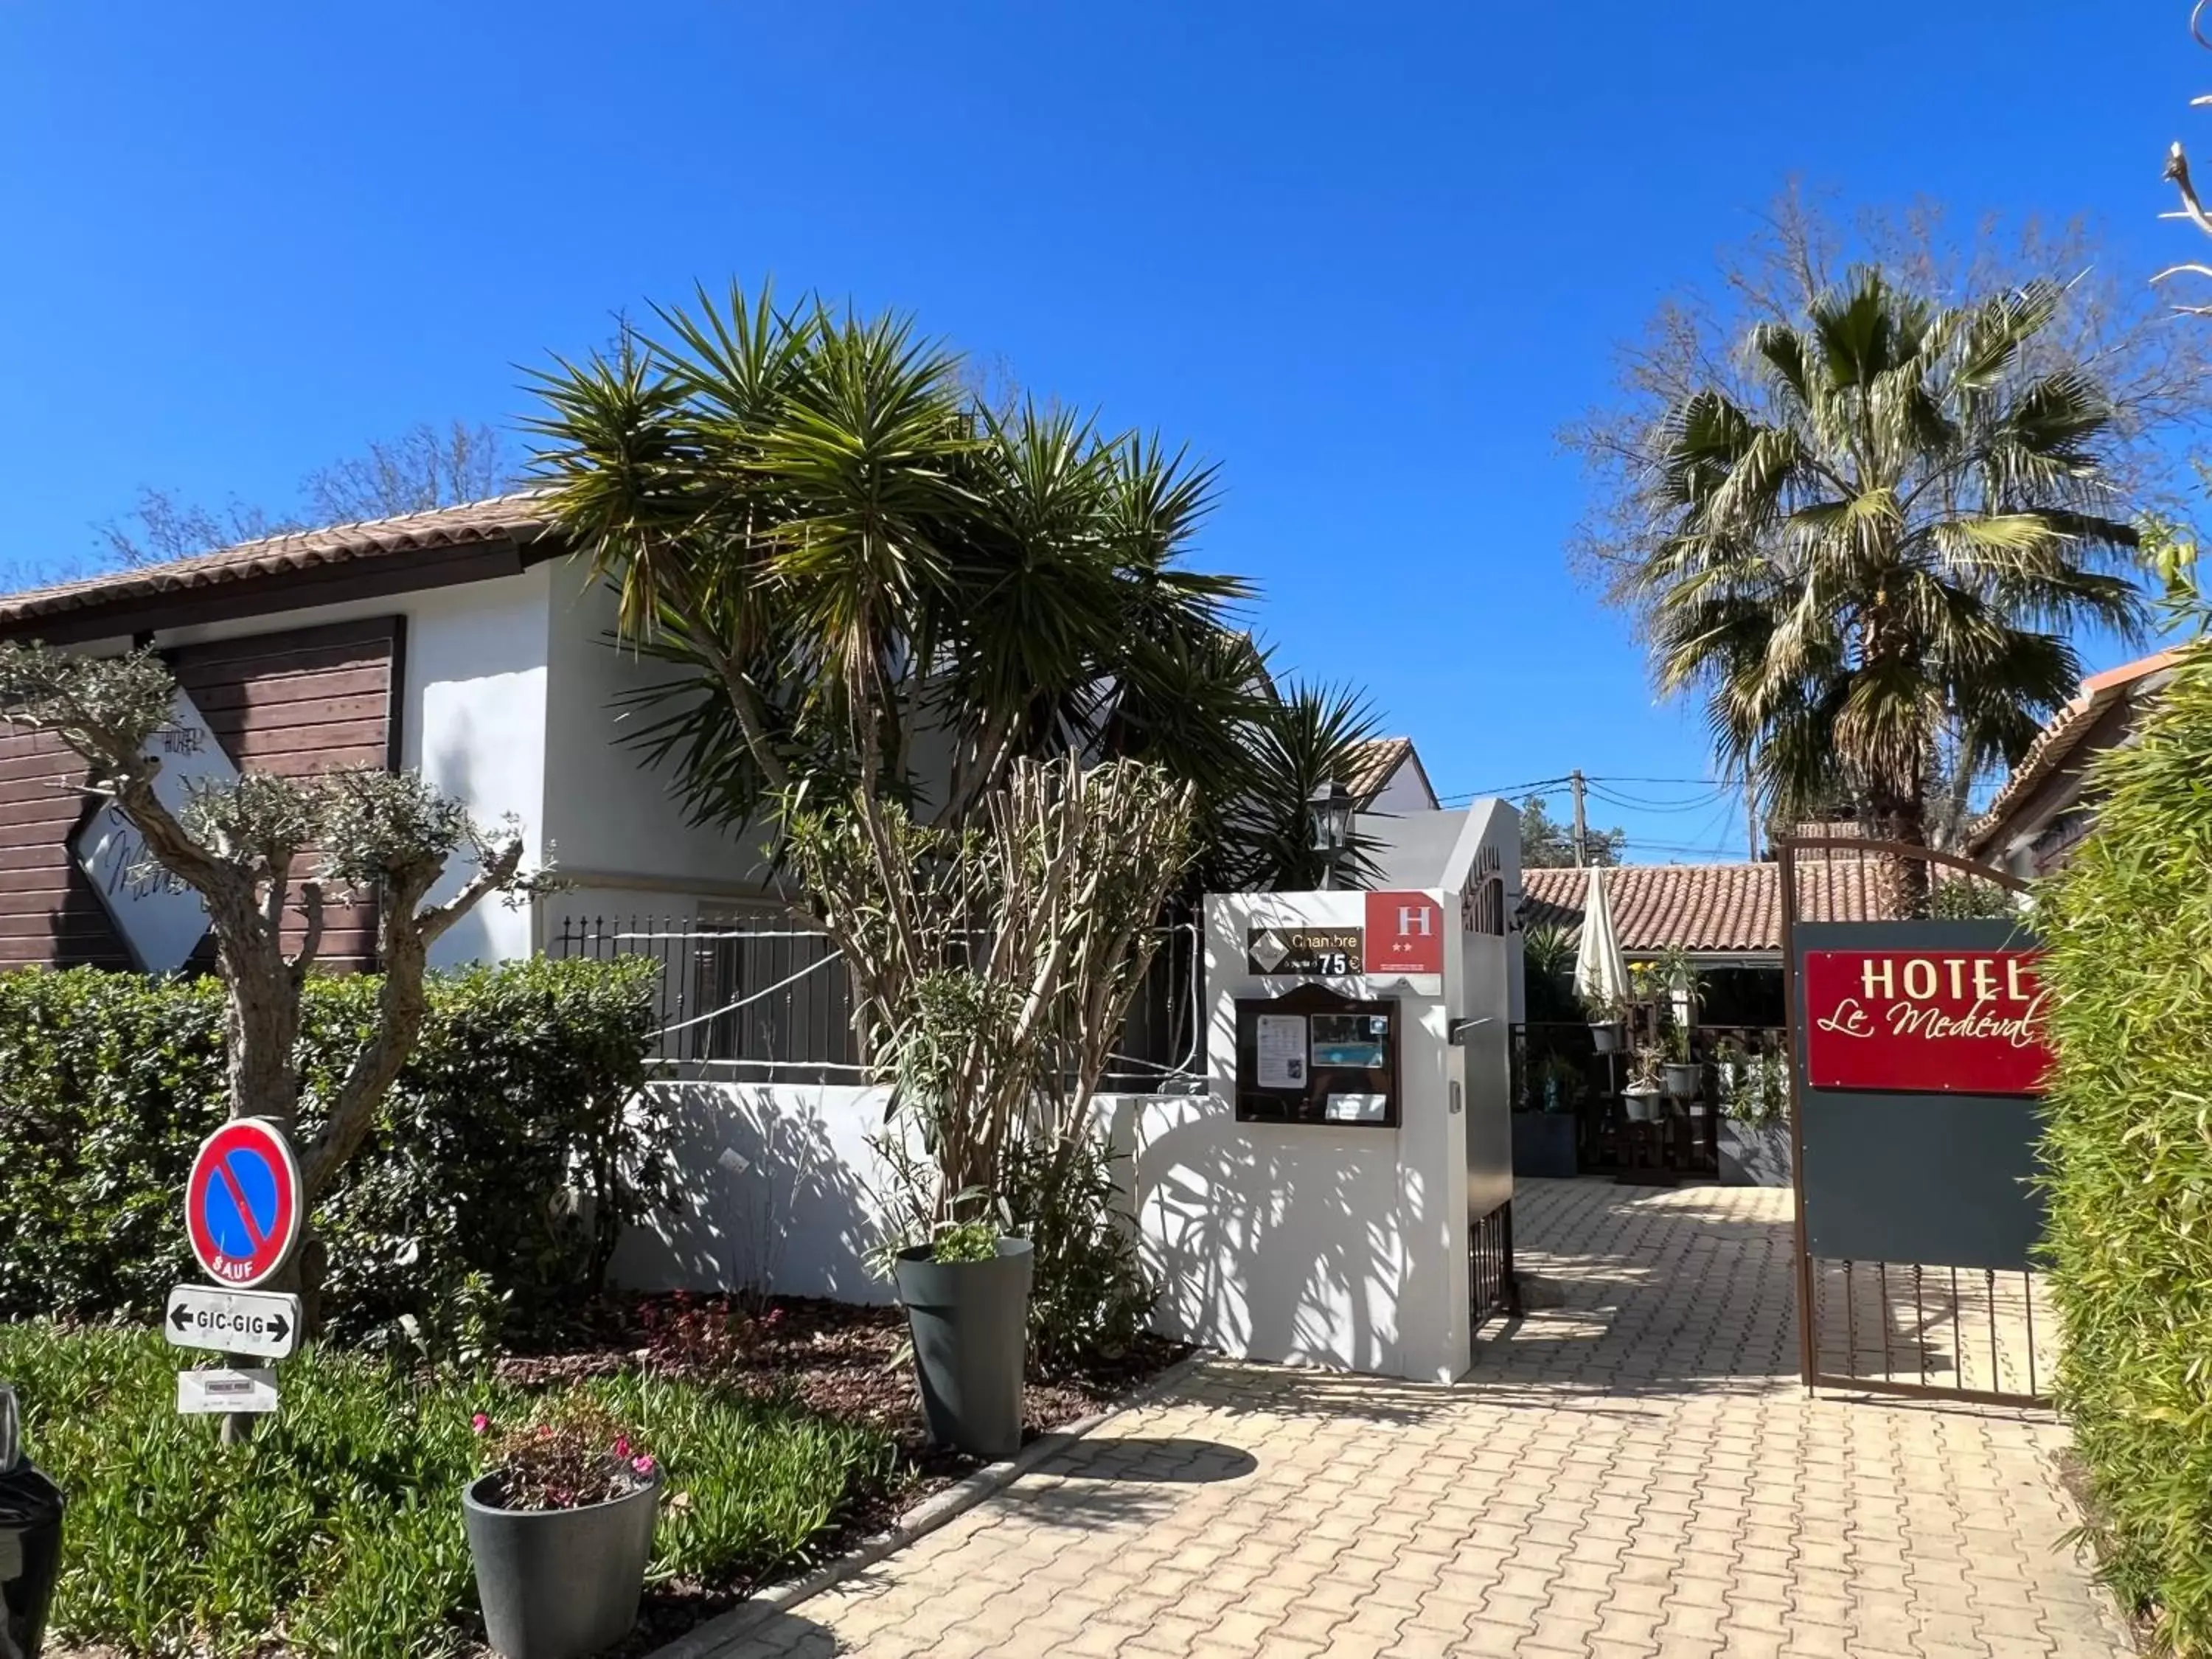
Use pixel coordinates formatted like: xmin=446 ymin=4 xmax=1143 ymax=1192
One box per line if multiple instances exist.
xmin=2039 ymin=639 xmax=2212 ymax=1655
xmin=0 ymin=956 xmax=666 ymax=1350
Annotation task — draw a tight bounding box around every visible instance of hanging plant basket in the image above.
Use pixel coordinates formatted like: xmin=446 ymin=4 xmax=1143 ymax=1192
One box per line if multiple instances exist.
xmin=1663 ymin=1062 xmax=1701 ymax=1099
xmin=1589 ymin=1021 xmax=1626 ymax=1054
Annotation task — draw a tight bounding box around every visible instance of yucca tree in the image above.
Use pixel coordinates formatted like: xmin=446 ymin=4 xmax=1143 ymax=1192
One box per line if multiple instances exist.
xmin=1630 ymin=269 xmax=2145 ymax=905
xmin=528 ymin=282 xmax=1376 ymax=891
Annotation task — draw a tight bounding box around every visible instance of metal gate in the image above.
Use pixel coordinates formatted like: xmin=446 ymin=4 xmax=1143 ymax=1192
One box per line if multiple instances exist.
xmin=1779 ymin=836 xmax=2057 ymax=1407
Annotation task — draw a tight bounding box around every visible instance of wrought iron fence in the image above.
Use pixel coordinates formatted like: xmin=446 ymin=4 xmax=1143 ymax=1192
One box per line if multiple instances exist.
xmin=549 ymin=914 xmax=860 ymax=1083
xmin=1805 ymin=1257 xmax=2053 ymax=1406
xmin=1470 ymin=1201 xmax=1517 ymax=1330
xmin=548 ymin=911 xmax=1203 ymax=1091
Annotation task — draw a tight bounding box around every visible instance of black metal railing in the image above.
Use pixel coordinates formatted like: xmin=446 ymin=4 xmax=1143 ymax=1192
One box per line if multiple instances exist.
xmin=1806 ymin=1256 xmax=2053 ymax=1406
xmin=550 ymin=914 xmax=860 ymax=1083
xmin=549 ymin=912 xmax=1201 ymax=1091
xmin=1471 ymin=1200 xmax=1517 ymax=1329
xmin=1509 ymin=1020 xmax=1789 ymax=1179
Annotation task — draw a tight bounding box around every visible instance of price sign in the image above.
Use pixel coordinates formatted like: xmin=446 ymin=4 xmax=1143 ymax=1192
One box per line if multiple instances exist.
xmin=1247 ymin=927 xmax=1363 ymax=977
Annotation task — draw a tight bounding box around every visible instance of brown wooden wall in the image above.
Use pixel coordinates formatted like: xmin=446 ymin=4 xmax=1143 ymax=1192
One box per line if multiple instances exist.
xmin=0 ymin=616 xmax=401 ymax=971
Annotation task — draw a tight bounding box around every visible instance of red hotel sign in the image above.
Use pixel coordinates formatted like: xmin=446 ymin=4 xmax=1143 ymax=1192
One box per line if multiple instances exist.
xmin=1364 ymin=891 xmax=1444 ymax=975
xmin=1801 ymin=949 xmax=2053 ymax=1095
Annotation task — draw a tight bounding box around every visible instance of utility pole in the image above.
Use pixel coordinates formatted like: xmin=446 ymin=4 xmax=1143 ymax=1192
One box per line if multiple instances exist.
xmin=1745 ymin=761 xmax=1761 ymax=860
xmin=1570 ymin=770 xmax=1589 ymax=868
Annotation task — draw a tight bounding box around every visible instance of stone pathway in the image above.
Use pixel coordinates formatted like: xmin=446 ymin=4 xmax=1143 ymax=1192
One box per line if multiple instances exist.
xmin=706 ymin=1179 xmax=2126 ymax=1658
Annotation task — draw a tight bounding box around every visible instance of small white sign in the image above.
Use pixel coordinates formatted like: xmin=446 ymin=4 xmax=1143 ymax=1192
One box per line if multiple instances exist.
xmin=177 ymin=1368 xmax=279 ymax=1416
xmin=71 ymin=689 xmax=237 ymax=973
xmin=1255 ymin=1014 xmax=1307 ymax=1090
xmin=165 ymin=1285 xmax=300 ymax=1360
xmin=1325 ymin=1093 xmax=1390 ymax=1124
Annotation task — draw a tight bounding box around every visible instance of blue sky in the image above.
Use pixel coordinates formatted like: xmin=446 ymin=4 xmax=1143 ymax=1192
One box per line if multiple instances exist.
xmin=0 ymin=2 xmax=2197 ymax=860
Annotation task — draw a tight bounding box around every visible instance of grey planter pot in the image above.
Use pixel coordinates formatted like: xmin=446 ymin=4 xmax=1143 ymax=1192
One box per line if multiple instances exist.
xmin=1662 ymin=1062 xmax=1701 ymax=1099
xmin=1512 ymin=1111 xmax=1579 ymax=1179
xmin=1621 ymin=1088 xmax=1660 ymax=1123
xmin=894 ymin=1237 xmax=1034 ymax=1461
xmin=463 ymin=1469 xmax=659 ymax=1659
xmin=1719 ymin=1119 xmax=1794 ymax=1187
xmin=1588 ymin=1022 xmax=1625 ymax=1054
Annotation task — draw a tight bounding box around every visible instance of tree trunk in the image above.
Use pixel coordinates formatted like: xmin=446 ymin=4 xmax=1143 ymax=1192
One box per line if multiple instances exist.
xmin=1872 ymin=794 xmax=1933 ymax=918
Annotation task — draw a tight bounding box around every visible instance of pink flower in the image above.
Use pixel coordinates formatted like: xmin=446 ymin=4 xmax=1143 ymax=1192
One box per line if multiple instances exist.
xmin=632 ymin=1454 xmax=657 ymax=1477
xmin=765 ymin=1307 xmax=785 ymax=1326
xmin=470 ymin=1413 xmax=490 ymax=1435
xmin=613 ymin=1436 xmax=631 ymax=1459
xmin=537 ymin=1425 xmax=554 ymax=1439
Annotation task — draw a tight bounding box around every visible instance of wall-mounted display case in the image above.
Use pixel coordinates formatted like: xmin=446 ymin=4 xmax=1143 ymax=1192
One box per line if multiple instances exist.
xmin=1233 ymin=982 xmax=1402 ymax=1127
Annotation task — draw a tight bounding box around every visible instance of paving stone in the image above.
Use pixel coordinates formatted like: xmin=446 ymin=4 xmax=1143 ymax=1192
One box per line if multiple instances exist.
xmin=697 ymin=1180 xmax=2127 ymax=1659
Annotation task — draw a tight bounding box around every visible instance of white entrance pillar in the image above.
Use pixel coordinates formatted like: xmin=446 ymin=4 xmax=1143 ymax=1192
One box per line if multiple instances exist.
xmin=1133 ymin=886 xmax=1489 ymax=1382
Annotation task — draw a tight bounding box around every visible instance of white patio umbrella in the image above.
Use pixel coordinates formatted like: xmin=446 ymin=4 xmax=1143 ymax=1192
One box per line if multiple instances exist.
xmin=1572 ymin=865 xmax=1631 ymax=1010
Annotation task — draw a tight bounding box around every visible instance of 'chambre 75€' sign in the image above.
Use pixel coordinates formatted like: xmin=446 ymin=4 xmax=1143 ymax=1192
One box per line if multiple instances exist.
xmin=1801 ymin=948 xmax=2053 ymax=1096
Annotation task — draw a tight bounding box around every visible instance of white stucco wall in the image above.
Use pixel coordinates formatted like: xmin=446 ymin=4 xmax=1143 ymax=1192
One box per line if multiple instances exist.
xmin=1366 ymin=754 xmax=1440 ymax=815
xmin=147 ymin=567 xmax=553 ymax=966
xmin=611 ymin=1080 xmax=900 ymax=1304
xmin=538 ymin=571 xmax=781 ymax=916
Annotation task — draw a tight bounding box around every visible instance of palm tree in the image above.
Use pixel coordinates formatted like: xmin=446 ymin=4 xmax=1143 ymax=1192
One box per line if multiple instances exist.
xmin=1629 ymin=269 xmax=2145 ymax=905
xmin=526 ymin=282 xmax=1378 ymax=890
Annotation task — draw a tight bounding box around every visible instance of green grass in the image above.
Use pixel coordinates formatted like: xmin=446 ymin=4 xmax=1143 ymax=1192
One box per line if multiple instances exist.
xmin=0 ymin=1324 xmax=899 ymax=1659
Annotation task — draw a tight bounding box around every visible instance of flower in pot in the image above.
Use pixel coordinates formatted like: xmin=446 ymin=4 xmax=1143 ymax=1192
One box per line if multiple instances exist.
xmin=1582 ymin=990 xmax=1631 ymax=1052
xmin=462 ymin=1399 xmax=661 ymax=1659
xmin=1660 ymin=1023 xmax=1701 ymax=1100
xmin=1622 ymin=1043 xmax=1664 ymax=1121
xmin=893 ymin=1216 xmax=1034 ymax=1461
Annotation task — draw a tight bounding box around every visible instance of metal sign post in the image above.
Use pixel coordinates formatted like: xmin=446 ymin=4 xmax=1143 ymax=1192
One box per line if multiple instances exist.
xmin=177 ymin=1117 xmax=306 ymax=1430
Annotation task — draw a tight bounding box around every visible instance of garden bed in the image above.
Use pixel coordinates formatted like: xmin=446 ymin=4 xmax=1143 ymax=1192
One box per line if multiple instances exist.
xmin=7 ymin=1296 xmax=1189 ymax=1659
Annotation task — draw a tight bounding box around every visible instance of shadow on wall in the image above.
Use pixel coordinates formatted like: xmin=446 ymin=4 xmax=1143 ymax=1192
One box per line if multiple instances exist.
xmin=611 ymin=1082 xmax=889 ymax=1304
xmin=1115 ymin=1093 xmax=1410 ymax=1377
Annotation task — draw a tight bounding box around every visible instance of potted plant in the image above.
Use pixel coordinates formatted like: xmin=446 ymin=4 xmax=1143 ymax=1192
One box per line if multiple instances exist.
xmin=1660 ymin=1023 xmax=1700 ymax=1100
xmin=1621 ymin=1043 xmax=1665 ymax=1121
xmin=893 ymin=1217 xmax=1035 ymax=1461
xmin=1719 ymin=1050 xmax=1794 ymax=1185
xmin=462 ymin=1399 xmax=661 ymax=1659
xmin=1512 ymin=1053 xmax=1584 ymax=1178
xmin=1583 ymin=989 xmax=1631 ymax=1053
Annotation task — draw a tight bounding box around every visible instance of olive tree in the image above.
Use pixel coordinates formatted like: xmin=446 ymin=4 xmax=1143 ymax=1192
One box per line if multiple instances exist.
xmin=0 ymin=642 xmax=549 ymax=1259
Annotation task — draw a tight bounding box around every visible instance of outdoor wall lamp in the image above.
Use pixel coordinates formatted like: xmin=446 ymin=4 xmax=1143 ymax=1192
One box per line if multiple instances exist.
xmin=1310 ymin=779 xmax=1354 ymax=890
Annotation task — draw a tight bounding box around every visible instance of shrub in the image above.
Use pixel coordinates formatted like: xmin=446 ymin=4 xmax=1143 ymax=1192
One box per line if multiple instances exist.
xmin=1001 ymin=1132 xmax=1156 ymax=1371
xmin=2039 ymin=638 xmax=2212 ymax=1654
xmin=0 ymin=1324 xmax=897 ymax=1658
xmin=0 ymin=956 xmax=667 ymax=1350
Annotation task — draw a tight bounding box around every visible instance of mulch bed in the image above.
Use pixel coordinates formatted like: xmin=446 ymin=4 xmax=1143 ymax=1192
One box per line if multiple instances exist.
xmin=484 ymin=1293 xmax=1192 ymax=1657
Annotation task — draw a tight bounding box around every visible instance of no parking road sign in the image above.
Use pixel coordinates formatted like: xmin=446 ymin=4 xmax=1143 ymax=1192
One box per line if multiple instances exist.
xmin=184 ymin=1119 xmax=302 ymax=1290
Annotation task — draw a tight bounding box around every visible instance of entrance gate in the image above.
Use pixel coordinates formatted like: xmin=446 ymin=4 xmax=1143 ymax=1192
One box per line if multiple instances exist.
xmin=1778 ymin=836 xmax=2056 ymax=1407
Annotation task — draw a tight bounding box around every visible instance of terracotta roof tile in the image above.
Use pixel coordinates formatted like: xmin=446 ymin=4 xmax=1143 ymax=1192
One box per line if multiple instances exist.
xmin=1520 ymin=853 xmax=1889 ymax=956
xmin=1345 ymin=737 xmax=1413 ymax=804
xmin=1964 ymin=648 xmax=2183 ymax=854
xmin=0 ymin=493 xmax=552 ymax=628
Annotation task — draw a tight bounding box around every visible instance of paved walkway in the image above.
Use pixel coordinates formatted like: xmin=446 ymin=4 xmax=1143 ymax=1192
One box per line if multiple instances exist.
xmin=711 ymin=1179 xmax=2126 ymax=1658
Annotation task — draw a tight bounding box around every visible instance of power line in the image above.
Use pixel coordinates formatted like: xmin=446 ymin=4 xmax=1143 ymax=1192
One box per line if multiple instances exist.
xmin=1434 ymin=771 xmax=1735 ymax=804
xmin=1585 ymin=784 xmax=1733 ymax=814
xmin=1434 ymin=773 xmax=1576 ymax=805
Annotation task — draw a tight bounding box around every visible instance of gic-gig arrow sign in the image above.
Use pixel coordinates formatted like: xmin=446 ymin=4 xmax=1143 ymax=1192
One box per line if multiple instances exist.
xmin=164 ymin=1284 xmax=300 ymax=1360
